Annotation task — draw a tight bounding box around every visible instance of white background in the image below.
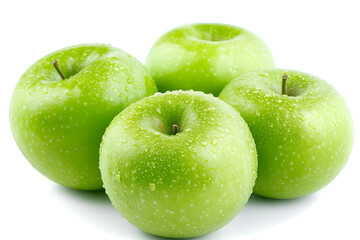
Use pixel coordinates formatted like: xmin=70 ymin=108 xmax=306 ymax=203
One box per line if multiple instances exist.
xmin=1 ymin=0 xmax=359 ymax=239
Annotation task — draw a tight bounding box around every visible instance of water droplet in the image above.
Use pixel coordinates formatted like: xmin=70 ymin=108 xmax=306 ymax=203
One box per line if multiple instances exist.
xmin=210 ymin=140 xmax=217 ymax=146
xmin=200 ymin=142 xmax=208 ymax=147
xmin=308 ymin=122 xmax=316 ymax=129
xmin=127 ymin=78 xmax=134 ymax=84
xmin=202 ymin=184 xmax=207 ymax=191
xmin=125 ymin=86 xmax=129 ymax=92
xmin=119 ymin=92 xmax=123 ymax=98
xmin=156 ymin=108 xmax=161 ymax=114
xmin=149 ymin=183 xmax=156 ymax=191
xmin=115 ymin=173 xmax=121 ymax=181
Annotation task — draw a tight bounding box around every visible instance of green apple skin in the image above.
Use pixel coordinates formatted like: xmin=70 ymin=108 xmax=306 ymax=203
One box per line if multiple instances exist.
xmin=219 ymin=69 xmax=354 ymax=199
xmin=145 ymin=23 xmax=275 ymax=96
xmin=9 ymin=44 xmax=157 ymax=190
xmin=99 ymin=91 xmax=257 ymax=238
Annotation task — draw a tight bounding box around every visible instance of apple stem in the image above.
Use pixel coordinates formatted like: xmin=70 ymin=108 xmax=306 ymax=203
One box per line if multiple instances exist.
xmin=52 ymin=59 xmax=66 ymax=80
xmin=282 ymin=73 xmax=288 ymax=95
xmin=172 ymin=124 xmax=178 ymax=135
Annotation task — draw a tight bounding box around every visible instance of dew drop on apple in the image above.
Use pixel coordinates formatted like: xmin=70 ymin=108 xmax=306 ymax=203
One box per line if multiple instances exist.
xmin=127 ymin=77 xmax=134 ymax=84
xmin=308 ymin=121 xmax=316 ymax=129
xmin=149 ymin=183 xmax=156 ymax=191
xmin=156 ymin=108 xmax=162 ymax=114
xmin=115 ymin=172 xmax=121 ymax=181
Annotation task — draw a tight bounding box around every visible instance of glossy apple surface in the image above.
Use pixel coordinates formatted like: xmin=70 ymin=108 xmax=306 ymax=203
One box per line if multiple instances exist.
xmin=145 ymin=23 xmax=275 ymax=96
xmin=99 ymin=91 xmax=257 ymax=238
xmin=219 ymin=69 xmax=353 ymax=199
xmin=10 ymin=43 xmax=157 ymax=190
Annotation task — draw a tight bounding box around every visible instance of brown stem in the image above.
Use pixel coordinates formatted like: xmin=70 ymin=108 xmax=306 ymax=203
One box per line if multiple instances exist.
xmin=172 ymin=124 xmax=178 ymax=135
xmin=52 ymin=59 xmax=66 ymax=80
xmin=282 ymin=73 xmax=288 ymax=95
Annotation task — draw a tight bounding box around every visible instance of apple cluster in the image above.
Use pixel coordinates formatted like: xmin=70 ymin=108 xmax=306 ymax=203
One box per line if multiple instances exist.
xmin=10 ymin=23 xmax=353 ymax=238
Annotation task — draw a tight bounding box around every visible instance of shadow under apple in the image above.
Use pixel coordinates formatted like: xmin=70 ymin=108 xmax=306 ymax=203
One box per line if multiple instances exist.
xmin=52 ymin=186 xmax=318 ymax=240
xmin=208 ymin=193 xmax=319 ymax=238
xmin=51 ymin=185 xmax=140 ymax=239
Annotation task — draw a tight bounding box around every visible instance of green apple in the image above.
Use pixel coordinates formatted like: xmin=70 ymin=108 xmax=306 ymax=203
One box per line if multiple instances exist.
xmin=145 ymin=23 xmax=275 ymax=96
xmin=99 ymin=90 xmax=257 ymax=238
xmin=219 ymin=69 xmax=354 ymax=199
xmin=9 ymin=43 xmax=158 ymax=190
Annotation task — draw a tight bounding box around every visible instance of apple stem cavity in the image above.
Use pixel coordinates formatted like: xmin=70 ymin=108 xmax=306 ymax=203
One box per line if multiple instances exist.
xmin=52 ymin=59 xmax=66 ymax=80
xmin=172 ymin=124 xmax=179 ymax=135
xmin=282 ymin=73 xmax=288 ymax=95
